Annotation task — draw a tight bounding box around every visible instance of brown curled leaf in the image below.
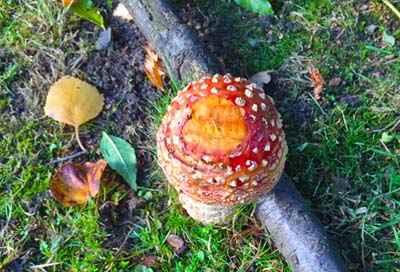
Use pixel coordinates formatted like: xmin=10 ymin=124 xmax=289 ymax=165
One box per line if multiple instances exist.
xmin=310 ymin=60 xmax=324 ymax=100
xmin=143 ymin=44 xmax=167 ymax=91
xmin=50 ymin=159 xmax=107 ymax=206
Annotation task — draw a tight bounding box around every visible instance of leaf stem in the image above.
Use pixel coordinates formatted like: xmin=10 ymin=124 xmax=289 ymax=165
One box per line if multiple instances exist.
xmin=75 ymin=126 xmax=87 ymax=152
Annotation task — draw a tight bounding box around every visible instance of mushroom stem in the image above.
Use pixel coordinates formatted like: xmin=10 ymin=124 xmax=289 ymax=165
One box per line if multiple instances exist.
xmin=179 ymin=193 xmax=235 ymax=224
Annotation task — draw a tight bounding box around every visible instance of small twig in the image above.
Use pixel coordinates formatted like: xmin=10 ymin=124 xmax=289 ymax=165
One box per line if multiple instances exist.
xmin=372 ymin=116 xmax=400 ymax=132
xmin=30 ymin=263 xmax=61 ymax=269
xmin=48 ymin=150 xmax=87 ymax=165
xmin=74 ymin=126 xmax=87 ymax=152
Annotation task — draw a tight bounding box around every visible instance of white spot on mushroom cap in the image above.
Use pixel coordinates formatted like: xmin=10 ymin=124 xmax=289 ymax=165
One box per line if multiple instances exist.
xmin=172 ymin=158 xmax=180 ymax=167
xmin=229 ymin=180 xmax=237 ymax=187
xmin=270 ymin=133 xmax=277 ymax=141
xmin=202 ymin=155 xmax=213 ymax=163
xmin=224 ymin=78 xmax=232 ymax=84
xmin=212 ymin=77 xmax=219 ymax=83
xmin=190 ymin=95 xmax=198 ymax=103
xmin=261 ymin=103 xmax=267 ymax=111
xmin=192 ymin=172 xmax=203 ymax=179
xmin=183 ymin=107 xmax=192 ymax=116
xmin=252 ymin=147 xmax=259 ymax=154
xmin=264 ymin=142 xmax=271 ymax=151
xmin=199 ymin=91 xmax=207 ymax=97
xmin=259 ymin=92 xmax=266 ymax=99
xmin=227 ymin=85 xmax=237 ymax=91
xmin=239 ymin=175 xmax=250 ymax=182
xmin=269 ymin=161 xmax=277 ymax=170
xmin=262 ymin=159 xmax=268 ymax=167
xmin=172 ymin=135 xmax=180 ymax=145
xmin=235 ymin=165 xmax=242 ymax=172
xmin=252 ymin=104 xmax=258 ymax=112
xmin=215 ymin=177 xmax=225 ymax=185
xmin=210 ymin=87 xmax=220 ymax=93
xmin=235 ymin=97 xmax=246 ymax=106
xmin=246 ymin=160 xmax=258 ymax=171
xmin=230 ymin=150 xmax=243 ymax=158
xmin=227 ymin=166 xmax=233 ymax=175
xmin=201 ymin=83 xmax=209 ymax=90
xmin=246 ymin=83 xmax=256 ymax=90
xmin=234 ymin=77 xmax=243 ymax=82
xmin=249 ymin=114 xmax=256 ymax=123
xmin=270 ymin=119 xmax=275 ymax=127
xmin=245 ymin=89 xmax=254 ymax=98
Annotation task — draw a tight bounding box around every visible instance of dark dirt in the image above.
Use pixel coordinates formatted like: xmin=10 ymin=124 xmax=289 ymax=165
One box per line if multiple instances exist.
xmin=2 ymin=1 xmax=163 ymax=261
xmin=77 ymin=3 xmax=163 ymax=253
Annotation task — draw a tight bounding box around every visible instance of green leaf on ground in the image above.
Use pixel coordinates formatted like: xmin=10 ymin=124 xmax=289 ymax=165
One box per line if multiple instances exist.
xmin=233 ymin=0 xmax=274 ymax=15
xmin=382 ymin=31 xmax=395 ymax=47
xmin=100 ymin=132 xmax=137 ymax=190
xmin=381 ymin=132 xmax=395 ymax=143
xmin=69 ymin=1 xmax=105 ymax=29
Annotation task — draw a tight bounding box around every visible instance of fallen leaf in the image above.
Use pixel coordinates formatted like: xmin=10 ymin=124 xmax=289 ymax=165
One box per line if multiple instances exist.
xmin=249 ymin=71 xmax=272 ymax=89
xmin=310 ymin=61 xmax=324 ymax=100
xmin=113 ymin=3 xmax=133 ymax=21
xmin=143 ymin=44 xmax=167 ymax=91
xmin=142 ymin=255 xmax=158 ymax=267
xmin=382 ymin=31 xmax=395 ymax=47
xmin=70 ymin=3 xmax=105 ymax=30
xmin=62 ymin=0 xmax=105 ymax=29
xmin=328 ymin=77 xmax=341 ymax=86
xmin=44 ymin=76 xmax=104 ymax=151
xmin=381 ymin=132 xmax=395 ymax=143
xmin=234 ymin=0 xmax=274 ymax=15
xmin=100 ymin=132 xmax=138 ymax=191
xmin=62 ymin=0 xmax=78 ymax=7
xmin=166 ymin=234 xmax=184 ymax=250
xmin=50 ymin=159 xmax=107 ymax=206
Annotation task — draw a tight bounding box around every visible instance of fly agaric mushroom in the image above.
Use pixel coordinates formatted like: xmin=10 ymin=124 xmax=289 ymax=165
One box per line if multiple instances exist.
xmin=157 ymin=74 xmax=288 ymax=224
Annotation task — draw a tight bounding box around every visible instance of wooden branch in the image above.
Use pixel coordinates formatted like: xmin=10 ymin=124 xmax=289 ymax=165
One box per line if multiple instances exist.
xmin=121 ymin=0 xmax=219 ymax=81
xmin=256 ymin=175 xmax=347 ymax=271
xmin=121 ymin=1 xmax=347 ymax=271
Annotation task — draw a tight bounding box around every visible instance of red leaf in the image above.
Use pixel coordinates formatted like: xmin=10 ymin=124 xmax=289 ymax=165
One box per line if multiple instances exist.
xmin=50 ymin=159 xmax=107 ymax=206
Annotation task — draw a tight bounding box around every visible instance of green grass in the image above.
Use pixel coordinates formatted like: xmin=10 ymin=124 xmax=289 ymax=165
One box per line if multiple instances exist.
xmin=1 ymin=0 xmax=399 ymax=271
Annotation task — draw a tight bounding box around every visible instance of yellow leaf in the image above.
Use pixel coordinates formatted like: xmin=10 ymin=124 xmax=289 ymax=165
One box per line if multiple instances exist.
xmin=44 ymin=76 xmax=104 ymax=151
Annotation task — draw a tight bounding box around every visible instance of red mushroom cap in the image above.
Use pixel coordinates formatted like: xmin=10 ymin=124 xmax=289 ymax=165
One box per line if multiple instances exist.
xmin=157 ymin=74 xmax=288 ymax=206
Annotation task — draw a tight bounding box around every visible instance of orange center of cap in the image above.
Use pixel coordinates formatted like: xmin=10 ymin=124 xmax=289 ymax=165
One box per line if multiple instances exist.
xmin=182 ymin=96 xmax=248 ymax=156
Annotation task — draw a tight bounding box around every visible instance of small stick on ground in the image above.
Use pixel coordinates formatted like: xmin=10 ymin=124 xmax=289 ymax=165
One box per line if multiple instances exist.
xmin=48 ymin=150 xmax=87 ymax=165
